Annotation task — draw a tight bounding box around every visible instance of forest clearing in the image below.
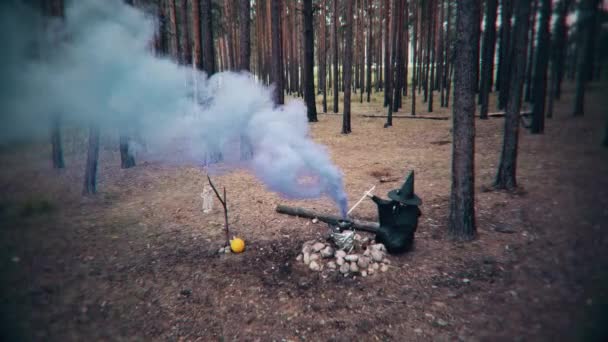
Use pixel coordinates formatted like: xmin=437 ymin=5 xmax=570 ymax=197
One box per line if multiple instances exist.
xmin=1 ymin=0 xmax=608 ymax=341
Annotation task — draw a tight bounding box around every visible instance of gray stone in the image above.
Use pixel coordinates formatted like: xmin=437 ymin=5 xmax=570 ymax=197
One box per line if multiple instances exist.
xmin=371 ymin=243 xmax=387 ymax=252
xmin=381 ymin=264 xmax=389 ymax=272
xmin=310 ymin=253 xmax=320 ymax=262
xmin=345 ymin=254 xmax=359 ymax=262
xmin=371 ymin=250 xmax=384 ymax=262
xmin=361 ymin=270 xmax=367 ymax=277
xmin=335 ymin=250 xmax=347 ymax=258
xmin=312 ymin=242 xmax=325 ymax=252
xmin=367 ymin=267 xmax=375 ymax=275
xmin=339 ymin=263 xmax=350 ymax=274
xmin=303 ymin=252 xmax=311 ymax=265
xmin=436 ymin=319 xmax=448 ymax=327
xmin=357 ymin=256 xmax=370 ymax=269
xmin=302 ymin=245 xmax=312 ymax=254
xmin=336 ymin=257 xmax=345 ymax=266
xmin=327 ymin=261 xmax=337 ymax=269
xmin=320 ymin=246 xmax=335 ymax=258
xmin=372 ymin=262 xmax=380 ymax=270
xmin=349 ymin=262 xmax=359 ymax=273
xmin=309 ymin=261 xmax=321 ymax=271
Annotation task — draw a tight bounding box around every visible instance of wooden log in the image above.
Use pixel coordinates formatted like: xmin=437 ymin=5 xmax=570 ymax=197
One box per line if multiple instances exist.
xmin=275 ymin=204 xmax=379 ymax=233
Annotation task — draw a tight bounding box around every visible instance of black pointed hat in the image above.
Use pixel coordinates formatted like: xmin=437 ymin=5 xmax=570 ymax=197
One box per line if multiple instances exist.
xmin=387 ymin=170 xmax=422 ymax=206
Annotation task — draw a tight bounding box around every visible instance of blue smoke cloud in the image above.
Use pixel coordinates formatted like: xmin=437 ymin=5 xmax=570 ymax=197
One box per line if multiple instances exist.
xmin=0 ymin=0 xmax=348 ymax=216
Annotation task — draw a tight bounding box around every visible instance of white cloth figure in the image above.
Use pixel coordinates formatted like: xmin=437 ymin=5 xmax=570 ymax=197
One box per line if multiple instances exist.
xmin=201 ymin=185 xmax=213 ymax=213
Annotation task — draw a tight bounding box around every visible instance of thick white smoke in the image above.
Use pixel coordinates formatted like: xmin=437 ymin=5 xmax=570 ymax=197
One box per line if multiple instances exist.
xmin=0 ymin=0 xmax=348 ymax=216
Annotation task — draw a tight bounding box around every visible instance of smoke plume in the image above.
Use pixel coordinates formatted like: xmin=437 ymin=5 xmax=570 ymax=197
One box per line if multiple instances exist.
xmin=0 ymin=0 xmax=348 ymax=216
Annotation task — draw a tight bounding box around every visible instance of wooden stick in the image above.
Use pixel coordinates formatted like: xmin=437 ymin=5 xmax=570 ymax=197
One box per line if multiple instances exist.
xmin=207 ymin=176 xmax=230 ymax=245
xmin=275 ymin=204 xmax=379 ymax=233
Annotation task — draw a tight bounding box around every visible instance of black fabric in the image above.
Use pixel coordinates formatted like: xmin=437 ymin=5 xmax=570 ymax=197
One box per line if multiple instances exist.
xmin=371 ymin=195 xmax=421 ymax=254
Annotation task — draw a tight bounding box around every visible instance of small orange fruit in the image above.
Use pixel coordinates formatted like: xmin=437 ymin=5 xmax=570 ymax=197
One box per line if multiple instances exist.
xmin=230 ymin=237 xmax=245 ymax=253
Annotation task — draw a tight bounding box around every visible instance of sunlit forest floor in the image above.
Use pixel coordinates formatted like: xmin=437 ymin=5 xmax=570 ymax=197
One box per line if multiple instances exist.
xmin=1 ymin=81 xmax=607 ymax=341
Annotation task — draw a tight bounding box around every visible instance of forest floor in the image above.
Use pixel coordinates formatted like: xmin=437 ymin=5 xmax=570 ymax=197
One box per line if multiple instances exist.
xmin=1 ymin=82 xmax=608 ymax=341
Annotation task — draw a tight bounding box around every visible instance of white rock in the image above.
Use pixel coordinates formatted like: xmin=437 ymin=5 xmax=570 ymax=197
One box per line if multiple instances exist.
xmin=363 ymin=249 xmax=371 ymax=256
xmin=312 ymin=242 xmax=325 ymax=252
xmin=381 ymin=264 xmax=389 ymax=272
xmin=361 ymin=237 xmax=370 ymax=244
xmin=382 ymin=258 xmax=391 ymax=265
xmin=303 ymin=252 xmax=311 ymax=265
xmin=335 ymin=250 xmax=347 ymax=258
xmin=371 ymin=250 xmax=384 ymax=262
xmin=372 ymin=263 xmax=380 ymax=270
xmin=349 ymin=262 xmax=359 ymax=273
xmin=218 ymin=247 xmax=226 ymax=254
xmin=310 ymin=253 xmax=320 ymax=262
xmin=361 ymin=270 xmax=368 ymax=277
xmin=345 ymin=254 xmax=359 ymax=262
xmin=339 ymin=263 xmax=350 ymax=274
xmin=309 ymin=261 xmax=321 ymax=271
xmin=224 ymin=248 xmax=231 ymax=254
xmin=320 ymin=246 xmax=335 ymax=258
xmin=296 ymin=254 xmax=303 ymax=262
xmin=414 ymin=328 xmax=423 ymax=334
xmin=367 ymin=267 xmax=375 ymax=275
xmin=357 ymin=256 xmax=370 ymax=269
xmin=336 ymin=257 xmax=345 ymax=266
xmin=302 ymin=245 xmax=312 ymax=254
xmin=327 ymin=261 xmax=337 ymax=269
xmin=354 ymin=234 xmax=362 ymax=241
xmin=312 ymin=218 xmax=319 ymax=223
xmin=371 ymin=243 xmax=387 ymax=252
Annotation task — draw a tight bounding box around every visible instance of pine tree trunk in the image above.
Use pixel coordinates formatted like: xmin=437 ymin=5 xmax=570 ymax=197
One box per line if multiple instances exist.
xmin=322 ymin=0 xmax=328 ymax=112
xmin=495 ymin=0 xmax=531 ymax=190
xmin=523 ymin=0 xmax=538 ymax=103
xmin=385 ymin=0 xmax=397 ymax=126
xmin=332 ymin=0 xmax=339 ymax=113
xmin=48 ymin=0 xmax=65 ymax=169
xmin=411 ymin=0 xmax=418 ymax=116
xmin=119 ymin=134 xmax=135 ymax=169
xmin=573 ymin=0 xmax=600 ymax=116
xmin=343 ymin=0 xmax=354 ymax=134
xmin=479 ymin=0 xmax=498 ymax=119
xmin=179 ymin=0 xmax=191 ymax=65
xmin=428 ymin=0 xmax=435 ymax=113
xmin=551 ymin=0 xmax=573 ymax=101
xmin=366 ymin=0 xmax=373 ymax=102
xmin=359 ymin=0 xmax=365 ymax=103
xmin=383 ymin=0 xmax=391 ymax=107
xmin=192 ymin=0 xmax=202 ymax=69
xmin=403 ymin=0 xmax=409 ymax=99
xmin=83 ymin=125 xmax=100 ymax=195
xmin=201 ymin=0 xmax=215 ymax=75
xmin=168 ymin=0 xmax=180 ymax=60
xmin=303 ymin=0 xmax=318 ymax=122
xmin=448 ymin=0 xmax=479 ymax=241
xmin=271 ymin=0 xmax=284 ymax=105
xmin=497 ymin=0 xmax=513 ymax=107
xmin=239 ymin=0 xmax=251 ymax=71
xmin=530 ymin=0 xmax=551 ymax=134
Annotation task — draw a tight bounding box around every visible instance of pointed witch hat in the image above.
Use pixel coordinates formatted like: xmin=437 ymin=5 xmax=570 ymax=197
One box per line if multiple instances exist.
xmin=387 ymin=170 xmax=422 ymax=206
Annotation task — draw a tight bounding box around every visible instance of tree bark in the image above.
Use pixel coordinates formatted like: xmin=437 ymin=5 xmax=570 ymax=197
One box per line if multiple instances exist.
xmin=427 ymin=0 xmax=435 ymax=113
xmin=83 ymin=125 xmax=100 ymax=195
xmin=322 ymin=0 xmax=328 ymax=112
xmin=529 ymin=0 xmax=551 ymax=133
xmin=385 ymin=0 xmax=397 ymax=126
xmin=192 ymin=0 xmax=202 ymax=69
xmin=271 ymin=0 xmax=284 ymax=105
xmin=497 ymin=0 xmax=513 ymax=108
xmin=366 ymin=0 xmax=373 ymax=102
xmin=168 ymin=0 xmax=180 ymax=59
xmin=119 ymin=134 xmax=135 ymax=169
xmin=48 ymin=0 xmax=65 ymax=169
xmin=332 ymin=0 xmax=340 ymax=113
xmin=383 ymin=0 xmax=391 ymax=107
xmin=573 ymin=0 xmax=600 ymax=116
xmin=303 ymin=0 xmax=318 ymax=121
xmin=179 ymin=0 xmax=191 ymax=65
xmin=479 ymin=0 xmax=498 ymax=119
xmin=495 ymin=0 xmax=531 ymax=190
xmin=201 ymin=0 xmax=215 ymax=75
xmin=411 ymin=0 xmax=418 ymax=116
xmin=523 ymin=0 xmax=538 ymax=103
xmin=239 ymin=0 xmax=251 ymax=71
xmin=342 ymin=0 xmax=354 ymax=134
xmin=448 ymin=0 xmax=479 ymax=241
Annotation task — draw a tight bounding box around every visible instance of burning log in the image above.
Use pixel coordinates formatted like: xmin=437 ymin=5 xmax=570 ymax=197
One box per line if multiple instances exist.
xmin=275 ymin=204 xmax=379 ymax=233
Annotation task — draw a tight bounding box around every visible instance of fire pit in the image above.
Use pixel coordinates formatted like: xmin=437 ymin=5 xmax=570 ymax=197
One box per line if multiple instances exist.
xmin=296 ymin=231 xmax=390 ymax=277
